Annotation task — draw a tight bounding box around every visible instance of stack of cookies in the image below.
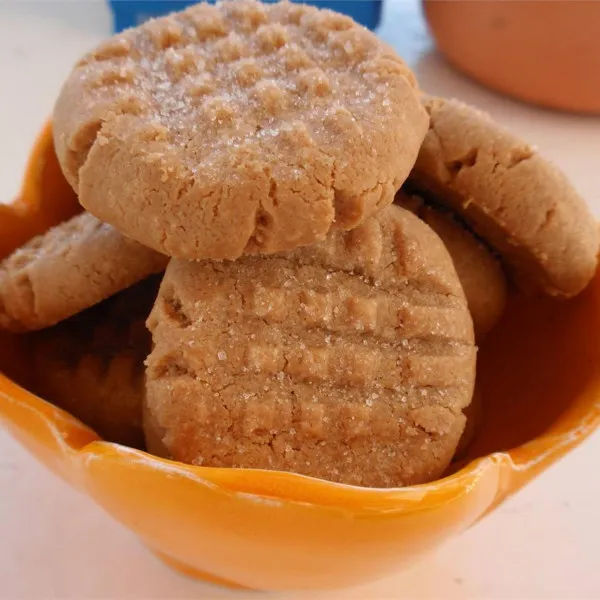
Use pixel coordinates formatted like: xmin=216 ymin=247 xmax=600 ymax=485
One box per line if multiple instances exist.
xmin=1 ymin=0 xmax=597 ymax=488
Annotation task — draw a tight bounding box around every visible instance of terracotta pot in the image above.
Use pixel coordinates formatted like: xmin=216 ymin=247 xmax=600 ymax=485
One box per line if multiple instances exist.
xmin=423 ymin=0 xmax=600 ymax=114
xmin=0 ymin=124 xmax=599 ymax=590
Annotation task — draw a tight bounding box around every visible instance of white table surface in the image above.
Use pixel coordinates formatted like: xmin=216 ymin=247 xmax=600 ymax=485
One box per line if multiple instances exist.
xmin=0 ymin=2 xmax=599 ymax=598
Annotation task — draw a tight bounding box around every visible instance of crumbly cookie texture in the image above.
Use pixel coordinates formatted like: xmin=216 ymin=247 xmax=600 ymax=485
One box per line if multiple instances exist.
xmin=396 ymin=190 xmax=507 ymax=340
xmin=0 ymin=212 xmax=168 ymax=332
xmin=413 ymin=96 xmax=598 ymax=297
xmin=28 ymin=276 xmax=160 ymax=448
xmin=144 ymin=205 xmax=476 ymax=488
xmin=53 ymin=0 xmax=428 ymax=260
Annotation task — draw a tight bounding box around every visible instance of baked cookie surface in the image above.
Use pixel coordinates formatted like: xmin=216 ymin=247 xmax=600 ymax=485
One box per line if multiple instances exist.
xmin=53 ymin=0 xmax=428 ymax=260
xmin=396 ymin=190 xmax=507 ymax=339
xmin=28 ymin=276 xmax=160 ymax=448
xmin=145 ymin=205 xmax=476 ymax=488
xmin=0 ymin=212 xmax=167 ymax=332
xmin=412 ymin=96 xmax=598 ymax=297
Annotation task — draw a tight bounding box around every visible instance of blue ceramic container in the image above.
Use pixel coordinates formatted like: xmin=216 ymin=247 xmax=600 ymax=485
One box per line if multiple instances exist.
xmin=109 ymin=0 xmax=383 ymax=32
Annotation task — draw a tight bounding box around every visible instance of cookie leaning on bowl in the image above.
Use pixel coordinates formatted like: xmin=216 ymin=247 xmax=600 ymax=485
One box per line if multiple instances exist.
xmin=53 ymin=0 xmax=428 ymax=260
xmin=0 ymin=212 xmax=167 ymax=332
xmin=411 ymin=96 xmax=599 ymax=297
xmin=144 ymin=204 xmax=477 ymax=488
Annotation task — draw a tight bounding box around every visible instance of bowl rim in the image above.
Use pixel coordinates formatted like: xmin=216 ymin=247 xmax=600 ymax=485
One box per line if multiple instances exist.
xmin=3 ymin=364 xmax=599 ymax=510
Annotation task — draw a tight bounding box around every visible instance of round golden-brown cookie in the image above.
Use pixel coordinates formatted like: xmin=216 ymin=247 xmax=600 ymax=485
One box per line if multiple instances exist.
xmin=396 ymin=190 xmax=507 ymax=340
xmin=28 ymin=276 xmax=160 ymax=448
xmin=53 ymin=0 xmax=428 ymax=260
xmin=412 ymin=96 xmax=599 ymax=297
xmin=144 ymin=205 xmax=477 ymax=488
xmin=0 ymin=212 xmax=168 ymax=332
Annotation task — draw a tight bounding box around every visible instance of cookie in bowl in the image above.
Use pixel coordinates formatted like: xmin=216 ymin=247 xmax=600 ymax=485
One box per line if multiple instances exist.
xmin=396 ymin=190 xmax=507 ymax=340
xmin=411 ymin=96 xmax=599 ymax=298
xmin=27 ymin=276 xmax=161 ymax=448
xmin=144 ymin=205 xmax=477 ymax=487
xmin=0 ymin=212 xmax=167 ymax=332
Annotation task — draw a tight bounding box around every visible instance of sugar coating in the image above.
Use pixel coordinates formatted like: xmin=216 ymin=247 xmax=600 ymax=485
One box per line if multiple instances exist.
xmin=0 ymin=212 xmax=168 ymax=332
xmin=28 ymin=277 xmax=160 ymax=448
xmin=53 ymin=0 xmax=428 ymax=260
xmin=144 ymin=205 xmax=476 ymax=488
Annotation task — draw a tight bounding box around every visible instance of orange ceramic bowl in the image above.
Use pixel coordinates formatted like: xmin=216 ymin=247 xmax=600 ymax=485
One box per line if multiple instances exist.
xmin=1 ymin=124 xmax=599 ymax=591
xmin=424 ymin=0 xmax=600 ymax=114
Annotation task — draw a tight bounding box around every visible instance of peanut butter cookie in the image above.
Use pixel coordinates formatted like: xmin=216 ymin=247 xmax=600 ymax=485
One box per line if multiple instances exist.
xmin=53 ymin=0 xmax=428 ymax=260
xmin=396 ymin=190 xmax=507 ymax=339
xmin=28 ymin=276 xmax=160 ymax=448
xmin=0 ymin=212 xmax=167 ymax=332
xmin=412 ymin=96 xmax=598 ymax=297
xmin=145 ymin=205 xmax=476 ymax=488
